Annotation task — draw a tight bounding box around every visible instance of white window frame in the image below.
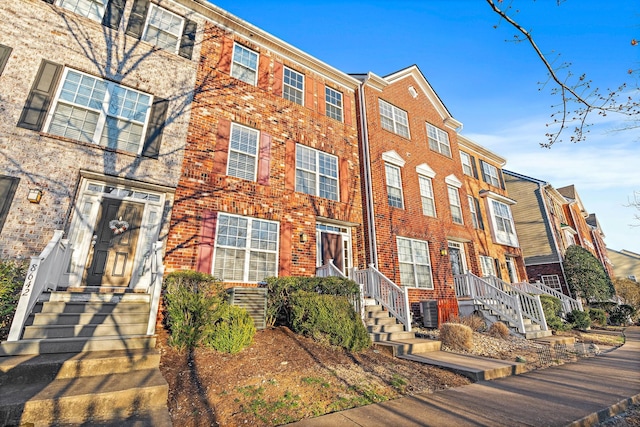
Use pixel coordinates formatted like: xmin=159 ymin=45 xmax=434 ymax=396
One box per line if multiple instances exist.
xmin=379 ymin=99 xmax=410 ymax=138
xmin=479 ymin=255 xmax=496 ymax=277
xmin=295 ymin=144 xmax=339 ymax=201
xmin=316 ymin=222 xmax=352 ymax=276
xmin=448 ymin=185 xmax=463 ymax=224
xmin=482 ymin=162 xmax=501 ymax=187
xmin=44 ymin=68 xmax=152 ymax=154
xmin=212 ymin=213 xmax=279 ymax=283
xmin=396 ymin=237 xmax=434 ymax=289
xmin=460 ymin=151 xmax=473 ymax=176
xmin=385 ymin=163 xmax=404 ymax=209
xmin=227 ymin=123 xmax=259 ymax=181
xmin=426 ymin=123 xmax=451 ymax=157
xmin=142 ymin=4 xmax=185 ymax=54
xmin=541 ymin=275 xmax=562 ymax=291
xmin=325 ymin=86 xmax=343 ymax=122
xmin=231 ymin=43 xmax=259 ymax=86
xmin=283 ymin=67 xmax=304 ymax=105
xmin=468 ymin=196 xmax=479 ymax=229
xmin=57 ymin=0 xmax=107 ymax=22
xmin=418 ymin=175 xmax=436 ymax=217
xmin=488 ymin=199 xmax=519 ymax=246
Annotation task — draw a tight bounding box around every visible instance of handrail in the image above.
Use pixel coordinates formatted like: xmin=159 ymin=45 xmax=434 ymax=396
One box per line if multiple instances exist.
xmin=315 ymin=259 xmax=347 ymax=278
xmin=8 ymin=230 xmax=72 ymax=341
xmin=513 ymin=281 xmax=583 ymax=315
xmin=146 ymin=241 xmax=165 ymax=335
xmin=354 ymin=264 xmax=411 ymax=332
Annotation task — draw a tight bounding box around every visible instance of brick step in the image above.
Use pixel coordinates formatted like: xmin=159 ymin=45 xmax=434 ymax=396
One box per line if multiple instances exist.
xmin=0 ymin=348 xmax=161 ymax=386
xmin=23 ymin=322 xmax=148 ymax=339
xmin=0 ymin=369 xmax=168 ymax=426
xmin=0 ymin=335 xmax=156 ymax=356
xmin=33 ymin=301 xmax=149 ymax=315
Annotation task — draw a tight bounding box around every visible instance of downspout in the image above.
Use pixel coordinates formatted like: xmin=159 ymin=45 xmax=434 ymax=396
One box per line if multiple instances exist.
xmin=357 ymin=81 xmax=378 ymax=268
xmin=541 ymin=184 xmax=571 ymax=297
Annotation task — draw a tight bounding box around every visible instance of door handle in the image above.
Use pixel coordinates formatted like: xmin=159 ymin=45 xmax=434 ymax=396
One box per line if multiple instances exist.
xmin=91 ymin=235 xmax=98 ymax=247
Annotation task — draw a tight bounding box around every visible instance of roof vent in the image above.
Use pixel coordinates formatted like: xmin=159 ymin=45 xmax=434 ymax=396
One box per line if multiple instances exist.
xmin=408 ymin=86 xmax=418 ymax=98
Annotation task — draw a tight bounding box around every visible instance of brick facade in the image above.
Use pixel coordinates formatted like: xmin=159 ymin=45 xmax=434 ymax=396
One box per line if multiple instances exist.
xmin=164 ymin=22 xmax=365 ymax=283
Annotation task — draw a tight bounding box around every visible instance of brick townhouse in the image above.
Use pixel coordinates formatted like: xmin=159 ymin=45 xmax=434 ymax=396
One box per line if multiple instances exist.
xmin=0 ymin=0 xmax=204 ymax=290
xmin=163 ymin=8 xmax=365 ymax=283
xmin=354 ymin=65 xmax=523 ymax=318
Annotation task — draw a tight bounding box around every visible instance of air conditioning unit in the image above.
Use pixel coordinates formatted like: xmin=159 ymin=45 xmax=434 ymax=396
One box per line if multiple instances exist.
xmin=420 ymin=300 xmax=438 ymax=328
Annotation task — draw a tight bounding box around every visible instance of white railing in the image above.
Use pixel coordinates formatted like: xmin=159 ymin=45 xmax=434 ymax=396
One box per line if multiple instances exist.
xmin=355 ymin=264 xmax=411 ymax=332
xmin=146 ymin=241 xmax=165 ymax=336
xmin=7 ymin=230 xmax=72 ymax=341
xmin=514 ymin=281 xmax=583 ymax=316
xmin=316 ymin=260 xmax=364 ymax=324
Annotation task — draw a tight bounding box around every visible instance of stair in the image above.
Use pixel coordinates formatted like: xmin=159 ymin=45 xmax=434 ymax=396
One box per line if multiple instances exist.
xmin=0 ymin=291 xmax=171 ymax=426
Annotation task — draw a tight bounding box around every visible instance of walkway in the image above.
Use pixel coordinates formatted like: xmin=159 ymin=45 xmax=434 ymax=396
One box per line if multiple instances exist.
xmin=289 ymin=327 xmax=640 ymax=427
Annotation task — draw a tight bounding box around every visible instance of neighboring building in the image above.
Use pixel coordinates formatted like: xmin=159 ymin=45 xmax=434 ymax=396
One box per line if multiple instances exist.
xmin=0 ymin=0 xmax=202 ymax=290
xmin=163 ymin=8 xmax=365 ymax=283
xmin=457 ymin=135 xmax=526 ymax=284
xmin=587 ymin=214 xmax=615 ymax=278
xmin=354 ymin=66 xmax=524 ymax=318
xmin=607 ymin=248 xmax=640 ymax=282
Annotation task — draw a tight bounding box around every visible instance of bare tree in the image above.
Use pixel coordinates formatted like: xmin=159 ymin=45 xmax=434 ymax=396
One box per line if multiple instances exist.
xmin=486 ymin=0 xmax=640 ymax=147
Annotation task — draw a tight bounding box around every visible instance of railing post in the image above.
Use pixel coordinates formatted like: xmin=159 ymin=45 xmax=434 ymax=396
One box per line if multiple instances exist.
xmin=515 ymin=297 xmax=526 ymax=334
xmin=534 ymin=294 xmax=548 ymax=331
xmin=403 ymin=285 xmax=411 ymax=332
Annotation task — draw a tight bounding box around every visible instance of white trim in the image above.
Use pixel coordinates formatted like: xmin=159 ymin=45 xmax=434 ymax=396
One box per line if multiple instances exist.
xmin=231 ymin=42 xmax=259 ymax=86
xmin=381 ymin=150 xmax=405 ymax=167
xmin=445 ymin=174 xmax=462 ymax=188
xmin=226 ymin=122 xmax=260 ymax=181
xmin=141 ymin=3 xmax=185 ymax=54
xmin=415 ymin=163 xmax=436 ymax=178
xmin=479 ymin=190 xmax=517 ymax=205
xmin=283 ymin=66 xmax=305 ymax=106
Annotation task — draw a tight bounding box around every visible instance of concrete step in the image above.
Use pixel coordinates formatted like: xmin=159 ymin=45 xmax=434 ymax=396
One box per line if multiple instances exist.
xmin=534 ymin=335 xmax=576 ymax=346
xmin=365 ymin=310 xmax=392 ymax=319
xmin=33 ymin=301 xmax=149 ymax=315
xmin=0 ymin=335 xmax=156 ymax=356
xmin=364 ymin=305 xmax=383 ymax=313
xmin=0 ymin=369 xmax=168 ymax=426
xmin=367 ymin=323 xmax=405 ymax=333
xmin=27 ymin=312 xmax=150 ymax=326
xmin=399 ymin=351 xmax=527 ymax=382
xmin=43 ymin=292 xmax=150 ymax=303
xmin=0 ymin=349 xmax=161 ymax=386
xmin=524 ymin=330 xmax=553 ymax=339
xmin=23 ymin=322 xmax=148 ymax=339
xmin=525 ymin=323 xmax=541 ymax=332
xmin=364 ymin=316 xmax=398 ymax=326
xmin=373 ymin=338 xmax=442 ymax=357
xmin=370 ymin=331 xmax=416 ymax=342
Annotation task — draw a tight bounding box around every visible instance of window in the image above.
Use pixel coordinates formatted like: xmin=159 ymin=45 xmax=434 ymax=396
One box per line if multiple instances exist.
xmin=426 ymin=123 xmax=451 ymax=157
xmin=379 ymin=99 xmax=409 ymax=138
xmin=325 ymin=87 xmax=343 ymax=122
xmin=213 ymin=213 xmax=279 ymax=282
xmin=143 ymin=4 xmax=184 ymax=53
xmin=58 ymin=0 xmax=106 ymax=22
xmin=283 ymin=67 xmax=304 ymax=105
xmin=295 ymin=144 xmax=339 ymax=200
xmin=45 ymin=68 xmax=152 ymax=154
xmin=227 ymin=123 xmax=259 ymax=181
xmin=489 ymin=199 xmax=518 ymax=246
xmin=385 ymin=163 xmax=404 ymax=208
xmin=397 ymin=237 xmax=433 ymax=289
xmin=448 ymin=185 xmax=463 ymax=224
xmin=0 ymin=44 xmax=12 ymax=76
xmin=418 ymin=175 xmax=436 ymax=217
xmin=231 ymin=44 xmax=258 ymax=85
xmin=482 ymin=161 xmax=501 ymax=187
xmin=479 ymin=256 xmax=496 ymax=277
xmin=0 ymin=175 xmax=19 ymax=234
xmin=468 ymin=196 xmax=479 ymax=229
xmin=460 ymin=152 xmax=473 ymax=176
xmin=541 ymin=275 xmax=562 ymax=291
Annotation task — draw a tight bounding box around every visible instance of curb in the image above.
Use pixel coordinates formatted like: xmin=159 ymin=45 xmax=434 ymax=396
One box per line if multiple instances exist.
xmin=567 ymin=393 xmax=640 ymax=427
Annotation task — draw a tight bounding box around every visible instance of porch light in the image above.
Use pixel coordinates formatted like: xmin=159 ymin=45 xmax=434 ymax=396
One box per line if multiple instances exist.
xmin=440 ymin=247 xmax=448 ymax=256
xmin=300 ymin=233 xmax=309 ymax=243
xmin=27 ymin=188 xmax=43 ymax=204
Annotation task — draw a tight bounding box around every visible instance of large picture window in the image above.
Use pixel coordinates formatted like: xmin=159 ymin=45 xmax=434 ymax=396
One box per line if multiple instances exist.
xmin=45 ymin=68 xmax=152 ymax=154
xmin=379 ymin=99 xmax=409 ymax=138
xmin=397 ymin=237 xmax=433 ymax=289
xmin=227 ymin=123 xmax=259 ymax=181
xmin=296 ymin=144 xmax=339 ymax=200
xmin=213 ymin=213 xmax=279 ymax=282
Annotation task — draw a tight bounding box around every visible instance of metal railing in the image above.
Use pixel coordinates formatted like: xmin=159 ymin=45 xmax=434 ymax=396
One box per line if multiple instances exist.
xmin=454 ymin=273 xmax=548 ymax=334
xmin=146 ymin=241 xmax=165 ymax=336
xmin=7 ymin=230 xmax=72 ymax=341
xmin=355 ymin=264 xmax=411 ymax=332
xmin=514 ymin=281 xmax=583 ymax=316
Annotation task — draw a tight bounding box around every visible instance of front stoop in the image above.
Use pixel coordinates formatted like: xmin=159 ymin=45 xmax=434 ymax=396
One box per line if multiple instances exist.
xmin=0 ymin=291 xmax=171 ymax=426
xmin=365 ymin=301 xmax=525 ymax=381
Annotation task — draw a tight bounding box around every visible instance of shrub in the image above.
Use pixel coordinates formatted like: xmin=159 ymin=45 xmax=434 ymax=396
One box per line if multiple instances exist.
xmin=448 ymin=314 xmax=486 ymax=332
xmin=588 ymin=308 xmax=607 ymax=326
xmin=539 ymin=295 xmax=569 ymax=331
xmin=566 ymin=309 xmax=591 ymax=330
xmin=289 ymin=290 xmax=370 ymax=352
xmin=0 ymin=260 xmax=27 ymax=341
xmin=563 ymin=245 xmax=614 ymax=303
xmin=202 ymin=304 xmax=256 ymax=354
xmin=488 ymin=321 xmax=510 ymax=339
xmin=163 ymin=271 xmax=225 ymax=351
xmin=440 ymin=322 xmax=473 ymax=351
xmin=264 ymin=276 xmax=360 ymax=327
xmin=609 ymin=304 xmax=637 ymax=326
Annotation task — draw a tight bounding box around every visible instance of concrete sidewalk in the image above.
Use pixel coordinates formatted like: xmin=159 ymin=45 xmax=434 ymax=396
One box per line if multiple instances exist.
xmin=288 ymin=327 xmax=640 ymax=427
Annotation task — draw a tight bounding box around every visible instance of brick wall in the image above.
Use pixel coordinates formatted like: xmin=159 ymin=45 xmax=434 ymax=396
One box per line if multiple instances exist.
xmin=526 ymin=262 xmax=570 ymax=295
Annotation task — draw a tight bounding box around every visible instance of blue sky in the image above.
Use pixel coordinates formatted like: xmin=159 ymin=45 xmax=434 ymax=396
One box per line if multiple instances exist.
xmin=210 ymin=0 xmax=640 ymax=253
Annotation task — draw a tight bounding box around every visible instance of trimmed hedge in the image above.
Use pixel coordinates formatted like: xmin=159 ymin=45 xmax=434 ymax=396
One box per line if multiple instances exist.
xmin=539 ymin=294 xmax=569 ymax=331
xmin=0 ymin=260 xmax=26 ymax=341
xmin=566 ymin=309 xmax=591 ymax=330
xmin=203 ymin=304 xmax=256 ymax=354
